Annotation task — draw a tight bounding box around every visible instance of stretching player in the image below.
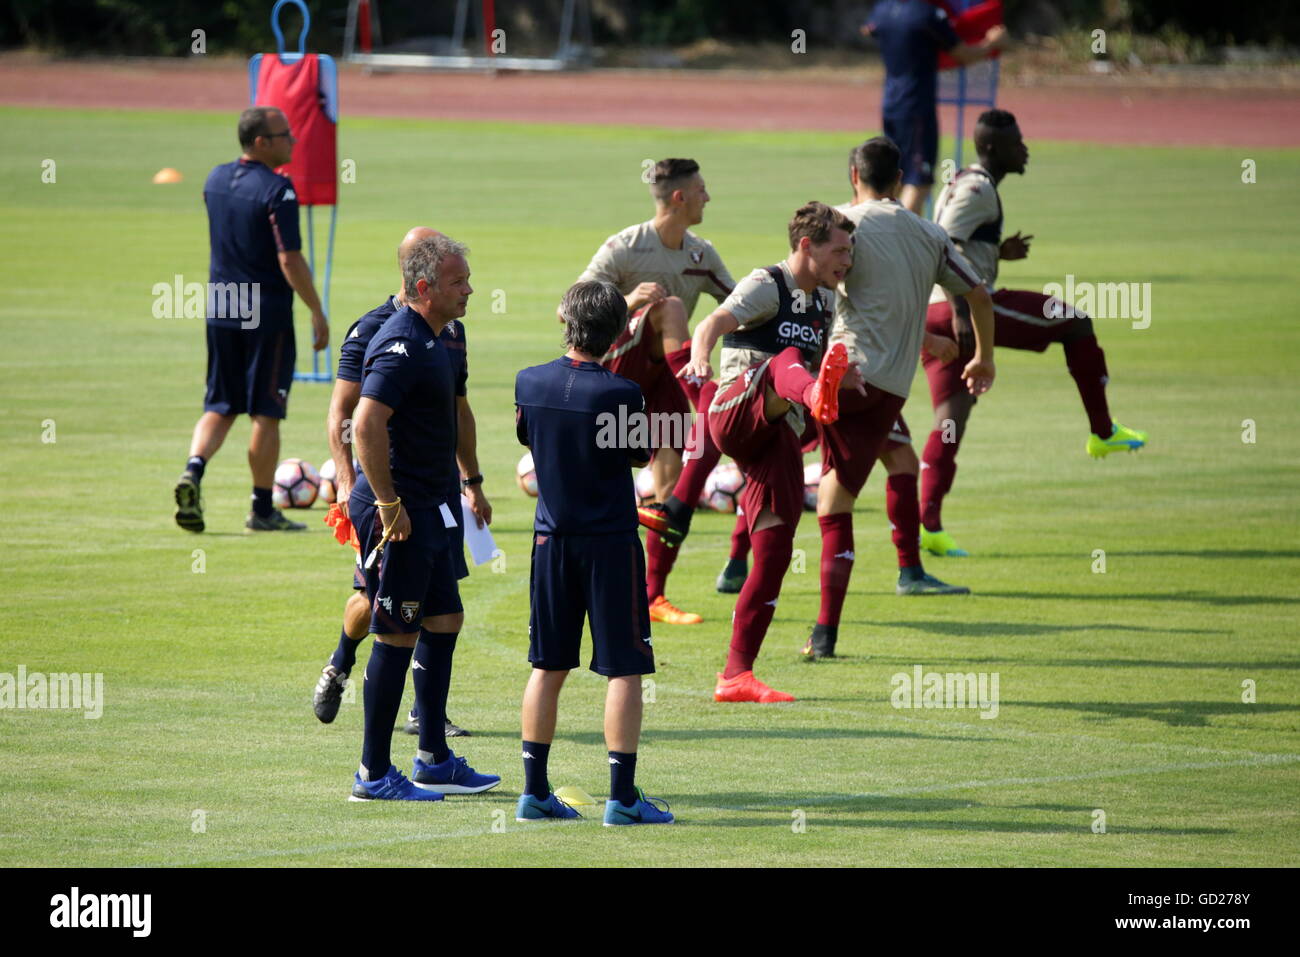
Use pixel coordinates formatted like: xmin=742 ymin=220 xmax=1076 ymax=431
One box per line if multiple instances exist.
xmin=681 ymin=202 xmax=859 ymax=702
xmin=516 ymin=281 xmax=672 ymax=825
xmin=571 ymin=158 xmax=735 ymax=626
xmin=312 ymin=227 xmax=487 ymax=738
xmin=805 ymin=137 xmax=995 ymax=660
xmin=919 ymin=109 xmax=1147 ymax=557
xmin=347 ymin=232 xmax=498 ymax=801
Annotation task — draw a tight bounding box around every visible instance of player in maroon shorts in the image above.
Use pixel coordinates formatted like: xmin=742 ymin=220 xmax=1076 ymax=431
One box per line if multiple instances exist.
xmin=568 ymin=158 xmax=736 ymax=626
xmin=919 ymin=109 xmax=1148 ymax=558
xmin=679 ymin=202 xmax=861 ymax=703
xmin=804 ymin=137 xmax=996 ymax=661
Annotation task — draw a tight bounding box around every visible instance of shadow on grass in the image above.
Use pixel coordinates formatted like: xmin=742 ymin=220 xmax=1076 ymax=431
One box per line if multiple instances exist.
xmin=981 ymin=591 xmax=1300 ymax=607
xmin=681 ymin=793 xmax=1232 ymax=834
xmin=1012 ymin=700 xmax=1300 ymax=727
xmin=972 ymin=549 xmax=1300 ymax=561
xmin=861 ymin=619 xmax=1228 ymax=637
xmin=559 ymin=726 xmax=992 ymax=746
xmin=856 ymin=655 xmax=1300 ymax=672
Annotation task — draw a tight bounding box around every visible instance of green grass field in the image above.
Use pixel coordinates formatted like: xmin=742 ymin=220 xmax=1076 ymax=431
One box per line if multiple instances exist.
xmin=1 ymin=106 xmax=1298 ymax=866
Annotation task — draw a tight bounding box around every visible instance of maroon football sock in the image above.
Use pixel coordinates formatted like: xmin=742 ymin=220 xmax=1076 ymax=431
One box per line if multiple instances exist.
xmin=920 ymin=430 xmax=959 ymax=532
xmin=816 ymin=512 xmax=855 ymax=628
xmin=724 ymin=522 xmax=795 ymax=679
xmin=645 ymin=530 xmax=677 ymax=602
xmin=1064 ymin=335 xmax=1113 ymax=436
xmin=729 ymin=514 xmax=751 ymax=561
xmin=887 ymin=472 xmax=922 ymax=568
xmin=676 ymin=395 xmax=722 ymax=508
xmin=664 ymin=343 xmax=705 ymax=411
xmin=769 ymin=346 xmax=818 ymax=407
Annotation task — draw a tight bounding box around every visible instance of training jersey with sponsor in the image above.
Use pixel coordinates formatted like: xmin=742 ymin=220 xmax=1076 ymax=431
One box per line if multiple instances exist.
xmin=338 ymin=297 xmax=468 ymax=397
xmin=203 ymin=158 xmax=300 ymax=329
xmin=577 ymin=220 xmax=735 ymax=318
xmin=515 ymin=358 xmax=647 ymax=536
xmin=867 ymin=0 xmax=962 ymax=118
xmin=832 ymin=198 xmax=982 ymax=398
xmin=355 ymin=305 xmax=459 ymax=509
xmin=930 ymin=164 xmax=1003 ymax=302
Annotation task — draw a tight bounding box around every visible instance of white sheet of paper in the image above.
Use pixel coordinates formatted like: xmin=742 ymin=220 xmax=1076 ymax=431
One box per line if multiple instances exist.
xmin=438 ymin=502 xmax=457 ymax=528
xmin=460 ymin=495 xmax=497 ymax=566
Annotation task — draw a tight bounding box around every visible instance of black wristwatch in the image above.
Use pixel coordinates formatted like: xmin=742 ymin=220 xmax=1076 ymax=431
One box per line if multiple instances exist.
xmin=462 ymin=474 xmax=484 ymax=489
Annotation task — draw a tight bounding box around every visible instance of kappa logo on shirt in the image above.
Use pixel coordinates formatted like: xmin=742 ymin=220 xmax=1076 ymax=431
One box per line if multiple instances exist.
xmin=349 ymin=328 xmax=360 ymax=338
xmin=283 ymin=188 xmax=297 ymax=201
xmin=425 ymin=340 xmax=434 ymax=349
xmin=387 ymin=342 xmax=409 ymax=356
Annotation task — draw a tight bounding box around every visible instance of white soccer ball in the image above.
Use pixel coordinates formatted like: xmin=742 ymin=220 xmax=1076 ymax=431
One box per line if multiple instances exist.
xmin=803 ymin=461 xmax=821 ymax=512
xmin=635 ymin=467 xmax=657 ymax=506
xmin=272 ymin=458 xmax=320 ymax=509
xmin=516 ymin=452 xmax=538 ymax=497
xmin=704 ymin=462 xmax=746 ymax=513
xmin=318 ymin=457 xmax=338 ymax=504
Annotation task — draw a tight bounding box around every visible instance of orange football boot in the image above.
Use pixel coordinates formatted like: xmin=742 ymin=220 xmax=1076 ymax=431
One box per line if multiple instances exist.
xmin=713 ymin=670 xmax=796 ymax=703
xmin=649 ymin=595 xmax=703 ymax=625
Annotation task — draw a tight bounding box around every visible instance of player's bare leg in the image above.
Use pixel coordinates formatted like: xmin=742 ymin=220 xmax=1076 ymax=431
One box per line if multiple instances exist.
xmin=245 ymin=415 xmax=304 ymax=531
xmin=920 ymin=390 xmax=974 ymax=557
xmin=649 ymin=447 xmax=682 ymax=504
xmin=879 ymin=443 xmax=969 ymax=595
xmin=602 ymin=675 xmax=671 ymax=824
xmin=189 ymin=411 xmax=237 ymax=462
xmin=517 ymin=669 xmax=580 ymax=820
xmin=643 ymin=295 xmax=689 ymax=358
xmin=174 ymin=411 xmax=236 ymax=533
xmin=248 ymin=414 xmax=280 ymax=488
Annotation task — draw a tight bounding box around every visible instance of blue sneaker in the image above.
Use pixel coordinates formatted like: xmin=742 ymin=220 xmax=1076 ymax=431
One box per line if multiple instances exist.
xmin=603 ymin=788 xmax=674 ymax=826
xmin=515 ymin=792 xmax=582 ymax=822
xmin=411 ymin=752 xmax=501 ymax=794
xmin=349 ymin=766 xmax=444 ymax=802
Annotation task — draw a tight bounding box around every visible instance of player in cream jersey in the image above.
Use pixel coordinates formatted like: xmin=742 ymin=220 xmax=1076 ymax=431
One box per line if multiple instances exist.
xmin=918 ymin=109 xmax=1148 ymax=559
xmin=572 ymin=158 xmax=736 ymax=627
xmin=804 ymin=136 xmax=996 ymax=660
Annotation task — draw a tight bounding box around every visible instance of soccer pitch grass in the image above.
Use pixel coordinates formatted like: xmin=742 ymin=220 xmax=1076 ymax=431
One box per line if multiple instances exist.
xmin=1 ymin=107 xmax=1298 ymax=867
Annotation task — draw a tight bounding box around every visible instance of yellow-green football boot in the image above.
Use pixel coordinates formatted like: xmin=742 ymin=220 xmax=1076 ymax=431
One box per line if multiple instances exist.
xmin=920 ymin=528 xmax=968 ymax=558
xmin=1087 ymin=421 xmax=1148 ymax=458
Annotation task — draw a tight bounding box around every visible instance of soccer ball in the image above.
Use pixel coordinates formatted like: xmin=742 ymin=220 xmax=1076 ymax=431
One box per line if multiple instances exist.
xmin=703 ymin=462 xmax=746 ymax=513
xmin=803 ymin=461 xmax=821 ymax=512
xmin=635 ymin=467 xmax=657 ymax=506
xmin=318 ymin=458 xmax=338 ymax=505
xmin=272 ymin=458 xmax=320 ymax=509
xmin=516 ymin=452 xmax=539 ymax=497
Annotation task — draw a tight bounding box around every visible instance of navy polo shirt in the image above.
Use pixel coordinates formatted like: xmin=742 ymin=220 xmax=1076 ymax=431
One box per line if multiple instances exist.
xmin=203 ymin=158 xmax=301 ymax=329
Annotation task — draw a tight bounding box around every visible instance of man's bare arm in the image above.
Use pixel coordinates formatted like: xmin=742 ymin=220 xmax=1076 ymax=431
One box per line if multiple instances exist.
xmin=456 ymin=397 xmax=491 ymax=528
xmin=326 ymin=378 xmax=362 ymax=515
xmin=278 ymin=250 xmax=329 ymax=350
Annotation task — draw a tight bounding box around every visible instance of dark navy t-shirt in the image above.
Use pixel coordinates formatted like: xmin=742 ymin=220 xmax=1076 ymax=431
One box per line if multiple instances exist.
xmin=339 ymin=296 xmax=468 ymax=397
xmin=868 ymin=0 xmax=961 ymax=118
xmin=203 ymin=158 xmax=301 ymax=329
xmin=356 ymin=305 xmax=459 ymax=509
xmin=515 ymin=358 xmax=647 ymax=536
